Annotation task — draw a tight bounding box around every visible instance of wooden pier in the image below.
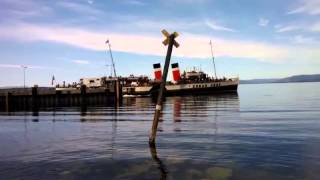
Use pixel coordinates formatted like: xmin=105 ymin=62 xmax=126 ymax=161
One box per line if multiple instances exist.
xmin=0 ymin=80 xmax=122 ymax=112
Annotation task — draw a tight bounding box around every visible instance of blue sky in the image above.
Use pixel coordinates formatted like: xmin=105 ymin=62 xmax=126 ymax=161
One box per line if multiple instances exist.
xmin=0 ymin=0 xmax=319 ymax=87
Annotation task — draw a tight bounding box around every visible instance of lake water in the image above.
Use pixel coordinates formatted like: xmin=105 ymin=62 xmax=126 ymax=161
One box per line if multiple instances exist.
xmin=0 ymin=83 xmax=320 ymax=180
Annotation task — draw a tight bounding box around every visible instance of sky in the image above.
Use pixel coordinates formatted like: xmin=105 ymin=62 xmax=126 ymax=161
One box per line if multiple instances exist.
xmin=0 ymin=0 xmax=319 ymax=87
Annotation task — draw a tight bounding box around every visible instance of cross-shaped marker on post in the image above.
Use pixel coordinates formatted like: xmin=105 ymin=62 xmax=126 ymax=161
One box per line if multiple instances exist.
xmin=161 ymin=29 xmax=180 ymax=48
xmin=149 ymin=29 xmax=180 ymax=145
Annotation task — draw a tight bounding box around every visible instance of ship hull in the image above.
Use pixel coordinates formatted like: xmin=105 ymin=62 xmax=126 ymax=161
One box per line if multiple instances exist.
xmin=164 ymin=84 xmax=238 ymax=96
xmin=123 ymin=79 xmax=239 ymax=97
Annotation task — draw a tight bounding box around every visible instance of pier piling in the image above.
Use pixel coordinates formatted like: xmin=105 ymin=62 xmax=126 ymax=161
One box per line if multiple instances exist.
xmin=80 ymin=85 xmax=87 ymax=107
xmin=32 ymin=86 xmax=39 ymax=112
xmin=5 ymin=92 xmax=11 ymax=112
xmin=115 ymin=80 xmax=122 ymax=106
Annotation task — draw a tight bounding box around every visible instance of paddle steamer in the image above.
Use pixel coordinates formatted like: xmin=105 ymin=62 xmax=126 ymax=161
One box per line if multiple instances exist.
xmin=121 ymin=63 xmax=239 ymax=96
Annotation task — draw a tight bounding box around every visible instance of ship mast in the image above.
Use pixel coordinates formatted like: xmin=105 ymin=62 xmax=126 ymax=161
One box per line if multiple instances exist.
xmin=209 ymin=40 xmax=217 ymax=79
xmin=105 ymin=39 xmax=117 ymax=78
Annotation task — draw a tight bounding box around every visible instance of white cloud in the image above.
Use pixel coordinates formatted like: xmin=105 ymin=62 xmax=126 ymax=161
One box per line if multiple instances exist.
xmin=0 ymin=23 xmax=319 ymax=63
xmin=311 ymin=22 xmax=320 ymax=31
xmin=57 ymin=1 xmax=104 ymax=16
xmin=72 ymin=60 xmax=90 ymax=64
xmin=275 ymin=25 xmax=300 ymax=33
xmin=0 ymin=64 xmax=52 ymax=69
xmin=87 ymin=0 xmax=94 ymax=5
xmin=0 ymin=0 xmax=52 ymax=20
xmin=131 ymin=19 xmax=200 ymax=32
xmin=287 ymin=0 xmax=320 ymax=15
xmin=123 ymin=0 xmax=146 ymax=6
xmin=292 ymin=35 xmax=317 ymax=44
xmin=258 ymin=18 xmax=269 ymax=27
xmin=171 ymin=0 xmax=208 ymax=3
xmin=275 ymin=21 xmax=320 ymax=33
xmin=205 ymin=20 xmax=236 ymax=32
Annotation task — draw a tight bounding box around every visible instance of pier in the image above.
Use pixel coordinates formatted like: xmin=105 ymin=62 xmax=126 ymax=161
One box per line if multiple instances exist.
xmin=0 ymin=80 xmax=122 ymax=112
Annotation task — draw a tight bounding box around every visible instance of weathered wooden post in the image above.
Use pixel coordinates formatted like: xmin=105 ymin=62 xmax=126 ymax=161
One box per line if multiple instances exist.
xmin=80 ymin=85 xmax=87 ymax=107
xmin=32 ymin=86 xmax=39 ymax=116
xmin=55 ymin=90 xmax=61 ymax=107
xmin=115 ymin=79 xmax=122 ymax=106
xmin=149 ymin=30 xmax=179 ymax=144
xmin=32 ymin=86 xmax=38 ymax=111
xmin=80 ymin=87 xmax=87 ymax=118
xmin=5 ymin=92 xmax=11 ymax=112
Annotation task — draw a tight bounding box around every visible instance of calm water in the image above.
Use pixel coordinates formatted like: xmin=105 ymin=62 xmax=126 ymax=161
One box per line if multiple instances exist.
xmin=1 ymin=83 xmax=320 ymax=180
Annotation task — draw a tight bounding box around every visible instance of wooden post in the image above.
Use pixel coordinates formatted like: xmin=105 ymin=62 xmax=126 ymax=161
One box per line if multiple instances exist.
xmin=32 ymin=86 xmax=39 ymax=113
xmin=116 ymin=80 xmax=120 ymax=101
xmin=5 ymin=92 xmax=11 ymax=112
xmin=115 ymin=80 xmax=122 ymax=106
xmin=55 ymin=90 xmax=61 ymax=107
xmin=80 ymin=86 xmax=87 ymax=117
xmin=149 ymin=33 xmax=177 ymax=144
xmin=80 ymin=85 xmax=87 ymax=107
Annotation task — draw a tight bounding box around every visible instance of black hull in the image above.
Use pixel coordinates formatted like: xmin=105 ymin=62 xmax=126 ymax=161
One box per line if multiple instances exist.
xmin=150 ymin=84 xmax=238 ymax=97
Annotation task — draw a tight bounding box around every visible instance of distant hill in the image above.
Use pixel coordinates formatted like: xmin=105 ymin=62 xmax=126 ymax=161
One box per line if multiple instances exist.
xmin=240 ymin=74 xmax=320 ymax=84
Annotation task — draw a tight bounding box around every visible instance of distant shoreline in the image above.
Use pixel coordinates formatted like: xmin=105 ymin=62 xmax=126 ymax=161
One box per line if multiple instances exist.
xmin=240 ymin=81 xmax=320 ymax=85
xmin=240 ymin=74 xmax=320 ymax=84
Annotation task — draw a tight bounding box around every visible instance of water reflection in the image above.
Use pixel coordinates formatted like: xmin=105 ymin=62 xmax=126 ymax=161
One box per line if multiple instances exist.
xmin=173 ymin=97 xmax=182 ymax=123
xmin=149 ymin=143 xmax=168 ymax=180
xmin=111 ymin=108 xmax=118 ymax=159
xmin=80 ymin=104 xmax=87 ymax=117
xmin=32 ymin=109 xmax=39 ymax=122
xmin=165 ymin=93 xmax=239 ymax=136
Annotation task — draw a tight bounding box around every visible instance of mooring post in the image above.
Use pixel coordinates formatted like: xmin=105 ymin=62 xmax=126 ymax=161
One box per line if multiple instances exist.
xmin=5 ymin=92 xmax=11 ymax=112
xmin=32 ymin=86 xmax=39 ymax=114
xmin=80 ymin=85 xmax=87 ymax=107
xmin=115 ymin=80 xmax=122 ymax=106
xmin=55 ymin=90 xmax=61 ymax=107
xmin=149 ymin=30 xmax=179 ymax=144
